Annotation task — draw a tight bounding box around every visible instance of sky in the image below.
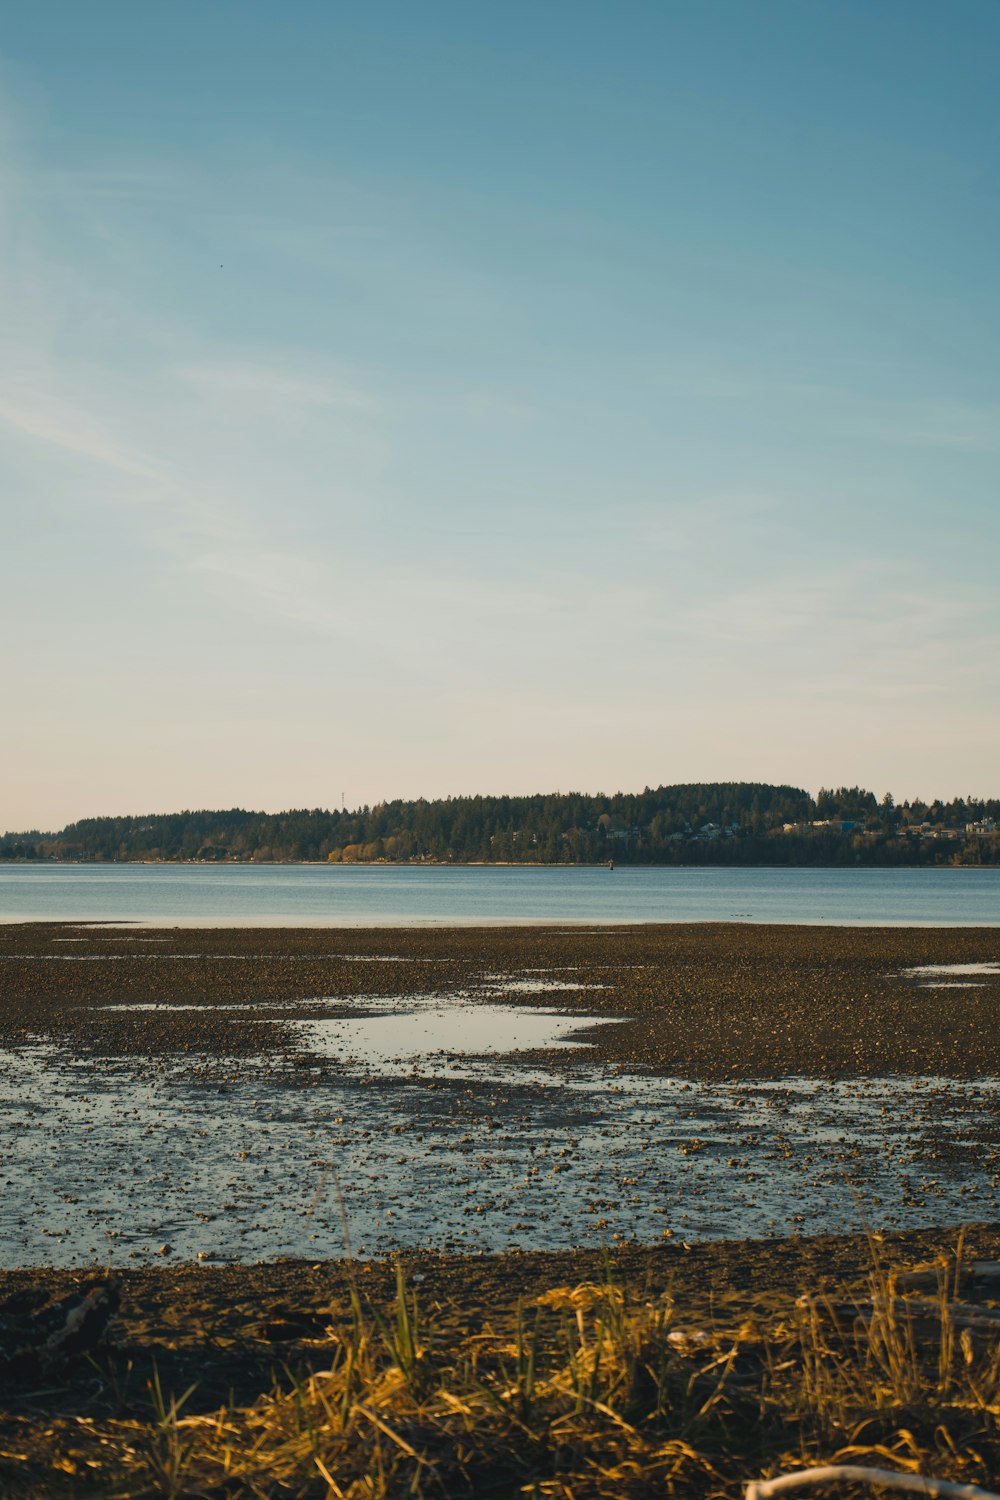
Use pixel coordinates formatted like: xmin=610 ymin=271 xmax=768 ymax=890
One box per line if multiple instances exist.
xmin=2 ymin=0 xmax=999 ymax=831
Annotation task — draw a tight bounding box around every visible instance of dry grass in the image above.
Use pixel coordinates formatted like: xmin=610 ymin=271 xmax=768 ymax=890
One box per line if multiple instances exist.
xmin=5 ymin=1244 xmax=1000 ymax=1498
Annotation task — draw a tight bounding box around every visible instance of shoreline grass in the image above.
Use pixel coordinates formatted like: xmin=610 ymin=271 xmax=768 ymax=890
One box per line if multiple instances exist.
xmin=5 ymin=1237 xmax=1000 ymax=1498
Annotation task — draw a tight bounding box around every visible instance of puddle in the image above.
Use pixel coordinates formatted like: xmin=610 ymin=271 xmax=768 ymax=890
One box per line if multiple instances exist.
xmin=904 ymin=963 xmax=1000 ymax=978
xmin=2 ymin=1018 xmax=998 ymax=1268
xmin=296 ymin=1004 xmax=604 ymax=1072
xmin=98 ymin=935 xmax=173 ymax=942
xmin=5 ymin=952 xmax=445 ymax=963
xmin=4 ymin=969 xmax=998 ymax=1268
xmin=478 ymin=975 xmax=606 ymax=994
xmin=917 ymin=982 xmax=987 ymax=989
xmin=0 ymin=954 xmax=208 ymax=962
xmin=339 ymin=955 xmax=423 ymax=963
xmin=96 ymin=1002 xmax=261 ymax=1012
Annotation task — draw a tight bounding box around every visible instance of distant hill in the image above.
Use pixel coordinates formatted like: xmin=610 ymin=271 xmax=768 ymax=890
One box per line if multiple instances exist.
xmin=3 ymin=783 xmax=999 ymax=865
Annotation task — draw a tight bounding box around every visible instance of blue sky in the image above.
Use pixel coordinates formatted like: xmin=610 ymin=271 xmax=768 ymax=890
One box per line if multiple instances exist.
xmin=2 ymin=1 xmax=998 ymax=828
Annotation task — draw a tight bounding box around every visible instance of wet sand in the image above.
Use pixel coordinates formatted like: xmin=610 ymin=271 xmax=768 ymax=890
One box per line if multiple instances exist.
xmin=3 ymin=923 xmax=1000 ymax=1490
xmin=2 ymin=922 xmax=1000 ymax=1266
xmin=3 ymin=919 xmax=1000 ymax=1076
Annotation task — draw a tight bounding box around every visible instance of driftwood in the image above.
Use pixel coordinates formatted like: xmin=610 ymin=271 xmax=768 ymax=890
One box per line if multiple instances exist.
xmin=874 ymin=1296 xmax=1000 ymax=1333
xmin=746 ymin=1464 xmax=1000 ymax=1499
xmin=800 ymin=1294 xmax=1000 ymax=1337
xmin=893 ymin=1262 xmax=1000 ymax=1298
xmin=0 ymin=1279 xmax=119 ymax=1382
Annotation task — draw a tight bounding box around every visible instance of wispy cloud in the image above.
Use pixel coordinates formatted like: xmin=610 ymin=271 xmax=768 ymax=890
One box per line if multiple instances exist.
xmin=174 ymin=360 xmax=378 ymax=415
xmin=0 ymin=385 xmax=163 ymax=481
xmin=657 ymin=363 xmax=1000 ymax=453
xmin=0 ymin=124 xmax=392 ymax=643
xmin=885 ymin=399 xmax=1000 ymax=451
xmin=678 ymin=556 xmax=998 ymax=704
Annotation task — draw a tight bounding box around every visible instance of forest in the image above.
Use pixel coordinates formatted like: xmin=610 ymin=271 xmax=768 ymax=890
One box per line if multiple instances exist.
xmin=2 ymin=783 xmax=999 ymax=865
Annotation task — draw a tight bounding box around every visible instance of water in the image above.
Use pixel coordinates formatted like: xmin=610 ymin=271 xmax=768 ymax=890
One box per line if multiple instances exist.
xmin=2 ymin=862 xmax=1000 ymax=926
xmin=2 ymin=1003 xmax=994 ymax=1266
xmin=4 ymin=930 xmax=997 ymax=1265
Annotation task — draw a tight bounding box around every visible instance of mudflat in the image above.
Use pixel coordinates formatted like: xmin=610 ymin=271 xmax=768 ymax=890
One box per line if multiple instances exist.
xmin=2 ymin=919 xmax=1000 ymax=1076
xmin=3 ymin=923 xmax=1000 ymax=1492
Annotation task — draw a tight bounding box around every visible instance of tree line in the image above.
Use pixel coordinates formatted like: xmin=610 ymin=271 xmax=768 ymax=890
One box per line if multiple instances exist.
xmin=2 ymin=783 xmax=999 ymax=865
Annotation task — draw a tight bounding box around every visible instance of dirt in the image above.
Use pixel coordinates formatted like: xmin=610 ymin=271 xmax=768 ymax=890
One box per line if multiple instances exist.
xmin=2 ymin=1223 xmax=998 ymax=1424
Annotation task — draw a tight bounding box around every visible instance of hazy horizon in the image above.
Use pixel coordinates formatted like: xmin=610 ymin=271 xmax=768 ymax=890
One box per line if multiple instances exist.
xmin=3 ymin=2 xmax=998 ymax=830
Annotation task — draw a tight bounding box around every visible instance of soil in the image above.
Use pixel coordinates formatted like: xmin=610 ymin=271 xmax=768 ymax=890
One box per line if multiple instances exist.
xmin=3 ymin=1224 xmax=999 ymax=1424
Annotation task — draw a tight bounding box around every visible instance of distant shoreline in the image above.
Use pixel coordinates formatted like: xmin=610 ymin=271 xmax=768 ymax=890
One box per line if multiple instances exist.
xmin=5 ymin=783 xmax=998 ymax=868
xmin=3 ymin=856 xmax=1000 ymax=870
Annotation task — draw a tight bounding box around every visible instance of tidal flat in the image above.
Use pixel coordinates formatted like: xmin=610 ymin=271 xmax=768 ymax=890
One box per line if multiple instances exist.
xmin=1 ymin=921 xmax=999 ymax=1265
xmin=4 ymin=922 xmax=1000 ymax=1495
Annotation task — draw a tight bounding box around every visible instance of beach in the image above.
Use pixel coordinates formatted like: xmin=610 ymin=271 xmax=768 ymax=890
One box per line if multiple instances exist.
xmin=3 ymin=921 xmax=1000 ymax=1492
xmin=2 ymin=921 xmax=999 ymax=1264
xmin=4 ymin=918 xmax=1000 ymax=1076
xmin=5 ymin=1225 xmax=1000 ymax=1496
xmin=1 ymin=920 xmax=998 ymax=1261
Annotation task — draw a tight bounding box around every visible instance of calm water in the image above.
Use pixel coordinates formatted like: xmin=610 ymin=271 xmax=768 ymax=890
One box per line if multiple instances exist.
xmin=3 ymin=963 xmax=995 ymax=1262
xmin=2 ymin=861 xmax=1000 ymax=925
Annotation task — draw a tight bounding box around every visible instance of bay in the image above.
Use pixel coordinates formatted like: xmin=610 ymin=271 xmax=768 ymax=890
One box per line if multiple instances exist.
xmin=1 ymin=861 xmax=999 ymax=925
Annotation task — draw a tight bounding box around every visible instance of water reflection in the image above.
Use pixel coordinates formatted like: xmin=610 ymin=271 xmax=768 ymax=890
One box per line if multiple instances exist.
xmin=2 ymin=984 xmax=995 ymax=1266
